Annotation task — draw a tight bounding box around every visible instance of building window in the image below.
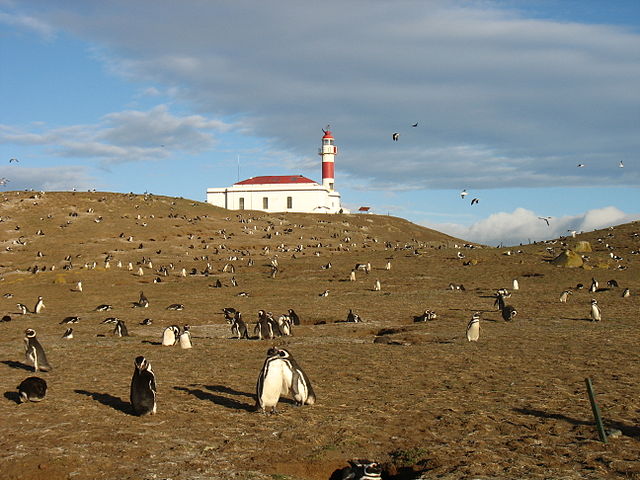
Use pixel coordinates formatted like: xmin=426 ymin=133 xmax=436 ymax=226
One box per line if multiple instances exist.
xmin=239 ymin=197 xmax=244 ymax=210
xmin=329 ymin=182 xmax=334 ymax=190
xmin=287 ymin=196 xmax=293 ymax=209
xmin=263 ymin=197 xmax=268 ymax=209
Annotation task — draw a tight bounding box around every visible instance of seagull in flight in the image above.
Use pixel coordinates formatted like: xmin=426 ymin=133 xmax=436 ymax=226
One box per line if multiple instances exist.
xmin=619 ymin=161 xmax=624 ymax=168
xmin=471 ymin=198 xmax=479 ymax=205
xmin=411 ymin=122 xmax=418 ymax=127
xmin=538 ymin=216 xmax=551 ymax=226
xmin=392 ymin=132 xmax=400 ymax=141
xmin=577 ymin=163 xmax=585 ymax=168
xmin=0 ymin=177 xmax=9 ymax=186
xmin=9 ymin=158 xmax=18 ymax=163
xmin=460 ymin=189 xmax=468 ymax=199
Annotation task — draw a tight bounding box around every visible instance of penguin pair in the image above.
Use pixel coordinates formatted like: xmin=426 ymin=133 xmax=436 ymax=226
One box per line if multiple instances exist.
xmin=413 ymin=310 xmax=437 ymax=322
xmin=130 ymin=356 xmax=157 ymax=416
xmin=254 ymin=310 xmax=282 ymax=340
xmin=24 ymin=329 xmax=52 ymax=372
xmin=113 ymin=319 xmax=129 ymax=337
xmin=256 ymin=347 xmax=316 ymax=414
xmin=161 ymin=325 xmax=191 ymax=348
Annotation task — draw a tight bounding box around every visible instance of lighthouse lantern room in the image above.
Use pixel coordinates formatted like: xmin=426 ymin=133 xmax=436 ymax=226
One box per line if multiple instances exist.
xmin=206 ymin=127 xmax=347 ymax=214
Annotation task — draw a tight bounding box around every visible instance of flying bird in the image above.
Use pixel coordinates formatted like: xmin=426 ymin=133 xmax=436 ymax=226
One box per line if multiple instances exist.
xmin=411 ymin=122 xmax=418 ymax=127
xmin=9 ymin=158 xmax=19 ymax=163
xmin=538 ymin=216 xmax=551 ymax=226
xmin=577 ymin=163 xmax=585 ymax=168
xmin=0 ymin=178 xmax=9 ymax=186
xmin=471 ymin=198 xmax=479 ymax=205
xmin=619 ymin=161 xmax=624 ymax=168
xmin=460 ymin=189 xmax=468 ymax=199
xmin=392 ymin=132 xmax=399 ymax=141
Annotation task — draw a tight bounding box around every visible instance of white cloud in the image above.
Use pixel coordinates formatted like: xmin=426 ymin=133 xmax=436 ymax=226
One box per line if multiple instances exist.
xmin=0 ymin=105 xmax=233 ymax=165
xmin=0 ymin=165 xmax=96 ymax=191
xmin=426 ymin=206 xmax=640 ymax=246
xmin=0 ymin=10 xmax=55 ymax=40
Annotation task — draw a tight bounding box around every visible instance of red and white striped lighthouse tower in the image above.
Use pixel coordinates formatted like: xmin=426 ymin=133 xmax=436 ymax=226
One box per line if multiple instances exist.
xmin=319 ymin=125 xmax=337 ymax=191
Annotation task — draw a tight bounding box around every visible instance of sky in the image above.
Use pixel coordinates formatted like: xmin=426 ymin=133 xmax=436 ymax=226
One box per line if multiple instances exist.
xmin=1 ymin=0 xmax=638 ymax=246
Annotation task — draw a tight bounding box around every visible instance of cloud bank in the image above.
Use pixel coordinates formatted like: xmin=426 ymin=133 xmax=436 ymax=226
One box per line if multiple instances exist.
xmin=428 ymin=206 xmax=640 ymax=246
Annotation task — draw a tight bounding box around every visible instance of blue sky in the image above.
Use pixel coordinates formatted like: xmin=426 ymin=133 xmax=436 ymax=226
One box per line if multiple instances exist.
xmin=1 ymin=0 xmax=638 ymax=245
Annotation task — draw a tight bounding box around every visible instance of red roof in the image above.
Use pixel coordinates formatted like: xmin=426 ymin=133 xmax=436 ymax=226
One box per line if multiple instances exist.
xmin=358 ymin=206 xmax=371 ymax=212
xmin=234 ymin=175 xmax=317 ymax=186
xmin=322 ymin=130 xmax=334 ymax=139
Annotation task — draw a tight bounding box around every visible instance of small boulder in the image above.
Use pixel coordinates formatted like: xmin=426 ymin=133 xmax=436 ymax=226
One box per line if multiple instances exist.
xmin=551 ymin=249 xmax=584 ymax=268
xmin=574 ymin=241 xmax=592 ymax=253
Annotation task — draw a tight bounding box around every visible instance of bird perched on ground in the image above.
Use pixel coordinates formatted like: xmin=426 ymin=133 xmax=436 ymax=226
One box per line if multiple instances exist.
xmin=392 ymin=132 xmax=399 ymax=141
xmin=17 ymin=377 xmax=47 ymax=403
xmin=559 ymin=290 xmax=573 ymax=303
xmin=130 ymin=356 xmax=157 ymax=416
xmin=466 ymin=313 xmax=480 ymax=341
xmin=590 ymin=299 xmax=601 ymax=322
xmin=24 ymin=329 xmax=52 ymax=372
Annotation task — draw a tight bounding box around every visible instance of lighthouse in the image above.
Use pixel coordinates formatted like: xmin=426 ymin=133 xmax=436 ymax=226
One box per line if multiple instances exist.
xmin=320 ymin=125 xmax=337 ymax=191
xmin=206 ymin=125 xmax=347 ymax=213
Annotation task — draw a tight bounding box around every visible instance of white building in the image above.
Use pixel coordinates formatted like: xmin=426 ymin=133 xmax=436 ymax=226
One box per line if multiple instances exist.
xmin=206 ymin=127 xmax=347 ymax=214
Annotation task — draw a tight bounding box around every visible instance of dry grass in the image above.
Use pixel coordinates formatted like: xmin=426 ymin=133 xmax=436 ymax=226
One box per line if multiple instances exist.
xmin=0 ymin=191 xmax=639 ymax=480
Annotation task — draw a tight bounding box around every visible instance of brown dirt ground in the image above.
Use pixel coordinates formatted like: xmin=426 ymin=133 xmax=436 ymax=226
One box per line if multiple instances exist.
xmin=0 ymin=191 xmax=639 ymax=480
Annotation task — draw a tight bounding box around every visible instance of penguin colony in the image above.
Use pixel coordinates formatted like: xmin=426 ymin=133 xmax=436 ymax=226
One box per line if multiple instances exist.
xmin=1 ymin=192 xmax=637 ymax=477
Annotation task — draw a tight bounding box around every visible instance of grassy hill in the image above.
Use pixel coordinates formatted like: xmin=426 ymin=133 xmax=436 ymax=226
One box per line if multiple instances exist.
xmin=0 ymin=191 xmax=638 ymax=480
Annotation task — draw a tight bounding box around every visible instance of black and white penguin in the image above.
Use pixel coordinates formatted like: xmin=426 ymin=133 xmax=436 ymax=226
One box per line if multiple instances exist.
xmin=559 ymin=290 xmax=573 ymax=303
xmin=17 ymin=376 xmax=48 ymax=403
xmin=277 ymin=315 xmax=293 ymax=336
xmin=60 ymin=316 xmax=80 ymax=324
xmin=278 ymin=348 xmax=316 ymax=406
xmin=94 ymin=304 xmax=112 ymax=312
xmin=178 ymin=325 xmax=192 ymax=349
xmin=24 ymin=329 xmax=52 ymax=372
xmin=62 ymin=328 xmax=74 ymax=339
xmin=161 ymin=325 xmax=180 ymax=346
xmin=140 ymin=318 xmax=153 ymax=326
xmin=130 ymin=356 xmax=157 ymax=416
xmin=288 ymin=308 xmax=300 ymax=326
xmin=101 ymin=317 xmax=119 ymax=324
xmin=466 ymin=312 xmax=480 ymax=342
xmin=230 ymin=312 xmax=249 ymax=339
xmin=132 ymin=291 xmax=149 ymax=308
xmin=256 ymin=347 xmax=292 ymax=414
xmin=16 ymin=303 xmax=29 ymax=315
xmin=590 ymin=298 xmax=601 ymax=322
xmin=114 ymin=319 xmax=129 ymax=337
xmin=346 ymin=309 xmax=361 ymax=323
xmin=622 ymin=288 xmax=630 ymax=298
xmin=166 ymin=303 xmax=184 ymax=311
xmin=33 ymin=296 xmax=45 ymax=314
xmin=501 ymin=305 xmax=517 ymax=321
xmin=590 ymin=277 xmax=598 ymax=293
xmin=340 ymin=460 xmax=382 ymax=480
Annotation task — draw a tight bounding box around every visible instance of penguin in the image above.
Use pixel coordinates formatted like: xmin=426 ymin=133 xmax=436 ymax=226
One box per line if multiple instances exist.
xmin=277 ymin=315 xmax=293 ymax=336
xmin=494 ymin=293 xmax=506 ymax=311
xmin=114 ymin=319 xmax=129 ymax=337
xmin=622 ymin=288 xmax=630 ymax=298
xmin=349 ymin=270 xmax=356 ymax=282
xmin=501 ymin=305 xmax=517 ymax=321
xmin=161 ymin=325 xmax=180 ymax=346
xmin=607 ymin=279 xmax=619 ymax=288
xmin=62 ymin=328 xmax=74 ymax=339
xmin=140 ymin=318 xmax=153 ymax=326
xmin=385 ymin=261 xmax=391 ymax=271
xmin=590 ymin=277 xmax=598 ymax=293
xmin=1 ymin=315 xmax=11 ymax=322
xmin=278 ymin=348 xmax=316 ymax=406
xmin=373 ymin=279 xmax=381 ymax=291
xmin=132 ymin=291 xmax=149 ymax=308
xmin=512 ymin=279 xmax=519 ymax=291
xmin=74 ymin=281 xmax=83 ymax=292
xmin=340 ymin=460 xmax=382 ymax=480
xmin=559 ymin=290 xmax=573 ymax=303
xmin=346 ymin=309 xmax=361 ymax=323
xmin=60 ymin=316 xmax=80 ymax=324
xmin=179 ymin=325 xmax=192 ymax=349
xmin=256 ymin=347 xmax=292 ymax=414
xmin=16 ymin=303 xmax=29 ymax=315
xmin=101 ymin=317 xmax=119 ymax=324
xmin=413 ymin=310 xmax=436 ymax=322
xmin=590 ymin=299 xmax=601 ymax=322
xmin=231 ymin=312 xmax=249 ymax=339
xmin=288 ymin=308 xmax=300 ymax=326
xmin=319 ymin=289 xmax=329 ymax=297
xmin=24 ymin=329 xmax=52 ymax=372
xmin=466 ymin=312 xmax=480 ymax=342
xmin=33 ymin=296 xmax=45 ymax=314
xmin=17 ymin=377 xmax=48 ymax=403
xmin=95 ymin=304 xmax=112 ymax=312
xmin=130 ymin=356 xmax=157 ymax=416
xmin=166 ymin=303 xmax=184 ymax=311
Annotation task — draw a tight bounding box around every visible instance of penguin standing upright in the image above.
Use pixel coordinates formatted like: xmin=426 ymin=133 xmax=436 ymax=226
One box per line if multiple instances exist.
xmin=24 ymin=329 xmax=52 ymax=372
xmin=114 ymin=319 xmax=129 ymax=337
xmin=288 ymin=308 xmax=300 ymax=326
xmin=512 ymin=279 xmax=519 ymax=291
xmin=130 ymin=356 xmax=157 ymax=416
xmin=17 ymin=377 xmax=48 ymax=403
xmin=279 ymin=348 xmax=316 ymax=406
xmin=622 ymin=288 xmax=630 ymax=298
xmin=179 ymin=325 xmax=192 ymax=349
xmin=466 ymin=312 xmax=480 ymax=342
xmin=33 ymin=296 xmax=45 ymax=314
xmin=161 ymin=325 xmax=180 ymax=346
xmin=256 ymin=347 xmax=293 ymax=414
xmin=231 ymin=312 xmax=249 ymax=339
xmin=590 ymin=299 xmax=601 ymax=322
xmin=559 ymin=290 xmax=572 ymax=303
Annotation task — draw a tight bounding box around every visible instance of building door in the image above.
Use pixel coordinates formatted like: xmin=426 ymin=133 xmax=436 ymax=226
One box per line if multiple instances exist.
xmin=262 ymin=197 xmax=268 ymax=209
xmin=287 ymin=196 xmax=293 ymax=209
xmin=239 ymin=197 xmax=245 ymax=210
